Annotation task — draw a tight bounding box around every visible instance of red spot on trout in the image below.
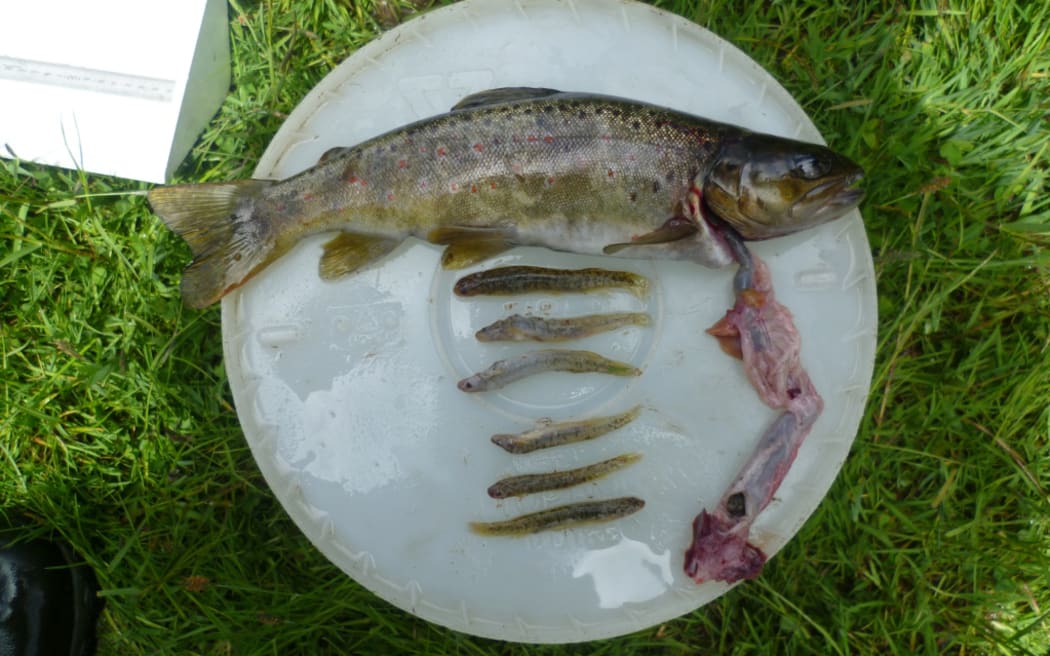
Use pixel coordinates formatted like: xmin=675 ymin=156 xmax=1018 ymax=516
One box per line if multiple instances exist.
xmin=527 ymin=135 xmax=538 ymax=143
xmin=543 ymin=135 xmax=554 ymax=144
xmin=450 ymin=182 xmax=459 ymax=192
xmin=387 ymin=193 xmax=395 ymax=201
xmin=473 ymin=143 xmax=484 ymax=153
xmin=437 ymin=147 xmax=447 ymax=157
xmin=607 ymin=169 xmax=615 ymax=177
xmin=398 ymin=159 xmax=408 ymax=169
xmin=471 ymin=185 xmax=478 ymax=193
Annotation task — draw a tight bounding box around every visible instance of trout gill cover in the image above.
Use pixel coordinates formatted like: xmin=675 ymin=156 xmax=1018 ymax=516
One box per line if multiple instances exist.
xmin=148 ymin=88 xmax=863 ymax=309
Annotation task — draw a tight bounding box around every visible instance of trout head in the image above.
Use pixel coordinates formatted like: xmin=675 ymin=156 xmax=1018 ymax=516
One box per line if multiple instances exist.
xmin=702 ymin=133 xmax=864 ymax=240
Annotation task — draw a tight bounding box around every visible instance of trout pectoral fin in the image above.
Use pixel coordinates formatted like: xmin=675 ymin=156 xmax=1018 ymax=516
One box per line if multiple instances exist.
xmin=318 ymin=233 xmax=400 ymax=280
xmin=428 ymin=226 xmax=515 ymax=269
xmin=451 ymin=87 xmax=562 ymax=111
xmin=603 ymin=216 xmax=699 ymax=254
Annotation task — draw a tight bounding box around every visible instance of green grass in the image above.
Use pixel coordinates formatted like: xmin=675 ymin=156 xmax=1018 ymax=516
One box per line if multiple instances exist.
xmin=2 ymin=0 xmax=1048 ymax=653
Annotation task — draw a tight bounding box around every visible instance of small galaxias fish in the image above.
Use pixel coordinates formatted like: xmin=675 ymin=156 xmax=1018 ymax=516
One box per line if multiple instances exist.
xmin=491 ymin=405 xmax=642 ymax=454
xmin=469 ymin=496 xmax=645 ymax=536
xmin=487 ymin=453 xmax=642 ymax=499
xmin=457 ymin=350 xmax=640 ymax=392
xmin=475 ymin=312 xmax=652 ymax=342
xmin=454 ymin=265 xmax=649 ymax=298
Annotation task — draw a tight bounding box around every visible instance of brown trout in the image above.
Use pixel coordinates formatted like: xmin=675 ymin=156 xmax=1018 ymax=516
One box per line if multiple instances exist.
xmin=148 ymin=88 xmax=864 ymax=308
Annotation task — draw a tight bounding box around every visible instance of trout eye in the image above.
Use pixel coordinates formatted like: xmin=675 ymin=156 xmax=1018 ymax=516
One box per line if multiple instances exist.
xmin=791 ymin=154 xmax=830 ymax=180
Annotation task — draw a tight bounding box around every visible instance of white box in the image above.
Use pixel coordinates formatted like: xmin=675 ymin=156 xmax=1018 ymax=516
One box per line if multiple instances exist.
xmin=0 ymin=0 xmax=230 ymax=183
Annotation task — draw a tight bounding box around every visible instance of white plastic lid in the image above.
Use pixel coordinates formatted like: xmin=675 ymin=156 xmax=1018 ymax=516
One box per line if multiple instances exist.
xmin=221 ymin=0 xmax=875 ymax=643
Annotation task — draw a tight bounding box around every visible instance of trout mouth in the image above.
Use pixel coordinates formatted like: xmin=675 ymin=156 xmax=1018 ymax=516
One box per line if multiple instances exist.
xmin=793 ymin=170 xmax=865 ymax=223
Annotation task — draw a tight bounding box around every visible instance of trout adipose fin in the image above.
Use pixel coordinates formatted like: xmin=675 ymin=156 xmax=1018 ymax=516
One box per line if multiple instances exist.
xmin=450 ymin=87 xmax=562 ymax=111
xmin=317 ymin=147 xmax=351 ymax=164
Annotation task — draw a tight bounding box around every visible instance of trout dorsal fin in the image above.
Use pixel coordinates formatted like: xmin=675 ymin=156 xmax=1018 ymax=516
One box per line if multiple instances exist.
xmin=317 ymin=147 xmax=351 ymax=165
xmin=451 ymin=87 xmax=563 ymax=111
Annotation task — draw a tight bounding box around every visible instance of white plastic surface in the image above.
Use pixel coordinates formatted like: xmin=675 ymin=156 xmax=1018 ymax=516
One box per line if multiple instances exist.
xmin=221 ymin=0 xmax=876 ymax=643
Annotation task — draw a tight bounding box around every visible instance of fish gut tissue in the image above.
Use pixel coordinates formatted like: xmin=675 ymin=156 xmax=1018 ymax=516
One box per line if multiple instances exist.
xmin=683 ymin=242 xmax=824 ymax=584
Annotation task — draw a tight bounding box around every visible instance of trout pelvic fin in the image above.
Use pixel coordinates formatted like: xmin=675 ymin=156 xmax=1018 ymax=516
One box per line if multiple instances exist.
xmin=450 ymin=87 xmax=562 ymax=112
xmin=319 ymin=233 xmax=400 ymax=280
xmin=427 ymin=226 xmax=515 ymax=269
xmin=147 ymin=180 xmax=274 ymax=309
xmin=603 ymin=216 xmax=699 ymax=254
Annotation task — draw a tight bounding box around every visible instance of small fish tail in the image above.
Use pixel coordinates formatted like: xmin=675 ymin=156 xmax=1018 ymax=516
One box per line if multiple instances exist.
xmin=629 ymin=276 xmax=650 ymax=299
xmin=148 ymin=180 xmax=275 ymax=308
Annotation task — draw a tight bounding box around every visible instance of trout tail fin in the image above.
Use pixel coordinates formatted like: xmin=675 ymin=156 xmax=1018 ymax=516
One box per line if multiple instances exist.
xmin=148 ymin=180 xmax=275 ymax=308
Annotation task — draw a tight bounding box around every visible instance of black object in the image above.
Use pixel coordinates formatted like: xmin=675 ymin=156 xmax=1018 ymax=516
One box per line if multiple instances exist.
xmin=0 ymin=537 xmax=102 ymax=656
